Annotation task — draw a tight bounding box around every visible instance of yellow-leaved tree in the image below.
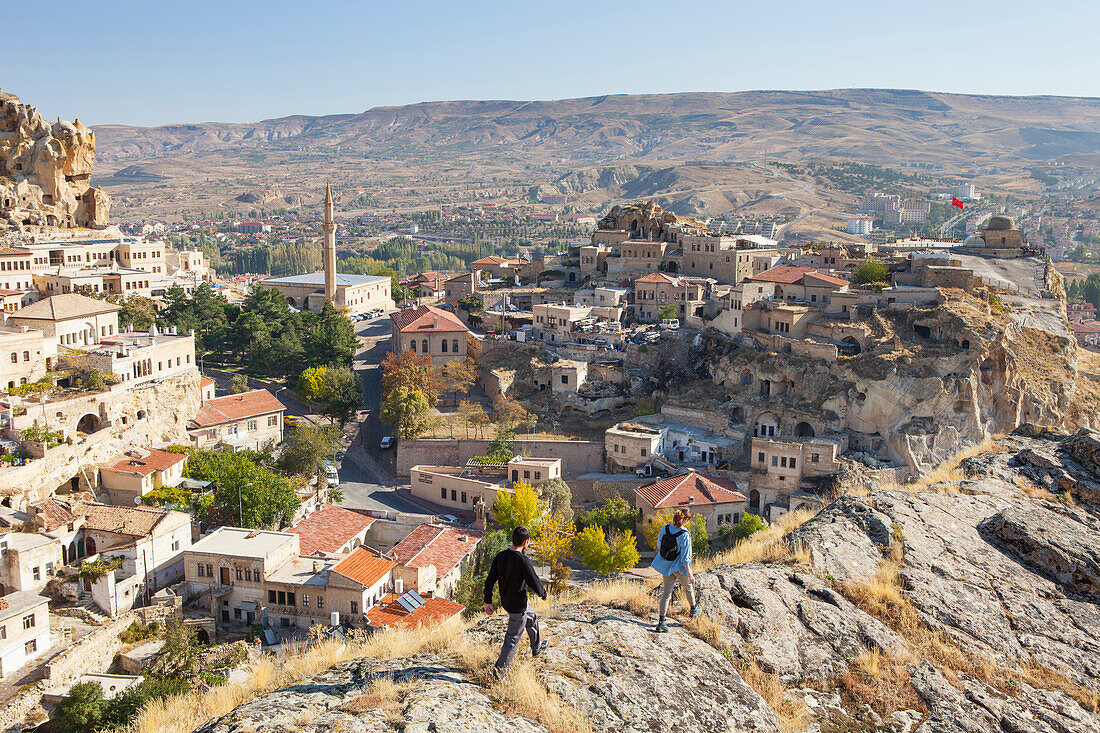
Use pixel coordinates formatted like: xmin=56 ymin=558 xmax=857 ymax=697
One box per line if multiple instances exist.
xmin=575 ymin=525 xmax=639 ymax=576
xmin=641 ymin=508 xmax=676 ymax=551
xmin=492 ymin=480 xmax=543 ymax=535
xmin=493 ymin=480 xmax=575 ymax=595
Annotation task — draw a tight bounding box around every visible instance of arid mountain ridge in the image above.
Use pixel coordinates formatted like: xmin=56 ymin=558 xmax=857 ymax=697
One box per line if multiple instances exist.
xmin=93 ymin=89 xmax=1100 ymax=167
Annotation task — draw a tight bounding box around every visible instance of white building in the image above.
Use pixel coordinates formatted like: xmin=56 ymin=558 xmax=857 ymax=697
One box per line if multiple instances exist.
xmin=846 ymin=219 xmax=873 ymax=235
xmin=0 ymin=591 xmax=50 ymax=678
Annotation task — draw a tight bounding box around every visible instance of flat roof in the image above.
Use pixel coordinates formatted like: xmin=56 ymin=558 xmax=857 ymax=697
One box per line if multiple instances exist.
xmin=189 ymin=527 xmax=296 ymax=558
xmin=263 ymin=272 xmax=389 ymax=287
xmin=0 ymin=590 xmax=49 ymax=621
xmin=265 ymin=556 xmax=334 ymax=587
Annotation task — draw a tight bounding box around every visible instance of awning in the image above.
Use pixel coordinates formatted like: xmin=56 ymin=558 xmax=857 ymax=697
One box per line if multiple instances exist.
xmin=239 ymin=601 xmax=259 ymax=611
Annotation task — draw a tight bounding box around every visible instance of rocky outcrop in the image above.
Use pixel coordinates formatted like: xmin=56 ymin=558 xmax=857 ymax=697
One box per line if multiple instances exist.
xmin=194 ymin=432 xmax=1100 ymax=733
xmin=0 ymin=90 xmax=110 ymax=231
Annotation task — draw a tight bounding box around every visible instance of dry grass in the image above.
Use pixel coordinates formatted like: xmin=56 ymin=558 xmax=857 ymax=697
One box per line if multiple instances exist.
xmin=873 ymin=439 xmax=1003 ymax=495
xmin=338 ymin=677 xmax=415 ymax=726
xmin=490 ymin=661 xmax=596 ymax=733
xmin=836 ymin=559 xmax=1099 ymax=715
xmin=696 ymin=509 xmax=817 ymax=571
xmin=736 ymin=656 xmax=811 ymax=733
xmin=576 ymin=577 xmax=659 ymax=617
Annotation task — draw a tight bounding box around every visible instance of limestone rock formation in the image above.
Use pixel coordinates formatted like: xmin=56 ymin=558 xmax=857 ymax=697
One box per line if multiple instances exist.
xmin=0 ymin=89 xmax=110 ymax=231
xmin=595 ymin=200 xmax=703 ymax=239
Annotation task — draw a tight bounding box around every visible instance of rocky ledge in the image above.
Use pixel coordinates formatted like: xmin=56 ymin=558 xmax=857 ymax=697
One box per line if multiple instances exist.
xmin=197 ymin=428 xmax=1100 ymax=733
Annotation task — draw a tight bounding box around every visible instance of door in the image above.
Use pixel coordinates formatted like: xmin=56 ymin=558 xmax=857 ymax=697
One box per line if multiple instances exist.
xmin=220 ymin=567 xmax=230 ymax=584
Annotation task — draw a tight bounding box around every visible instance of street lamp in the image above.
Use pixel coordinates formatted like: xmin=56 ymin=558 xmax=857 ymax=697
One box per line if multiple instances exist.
xmin=199 ymin=350 xmax=214 ymax=375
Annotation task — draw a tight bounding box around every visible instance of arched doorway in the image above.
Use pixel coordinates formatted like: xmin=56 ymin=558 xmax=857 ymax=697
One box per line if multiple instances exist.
xmin=793 ymin=421 xmax=815 ymax=438
xmin=196 ymin=627 xmax=210 ymax=644
xmin=739 ymin=370 xmax=753 ymax=386
xmin=749 ymin=490 xmax=760 ymax=512
xmin=85 ymin=537 xmax=97 ymax=556
xmin=841 ymin=336 xmax=862 ymax=354
xmin=76 ymin=413 xmax=101 ymax=434
xmin=753 ymin=413 xmax=779 ymax=438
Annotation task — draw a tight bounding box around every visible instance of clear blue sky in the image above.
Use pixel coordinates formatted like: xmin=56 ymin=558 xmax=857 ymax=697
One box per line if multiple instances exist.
xmin=8 ymin=0 xmax=1100 ymax=127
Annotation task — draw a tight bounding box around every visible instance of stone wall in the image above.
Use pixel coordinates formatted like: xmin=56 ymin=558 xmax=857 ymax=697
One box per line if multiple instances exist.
xmin=396 ymin=439 xmax=603 ymax=479
xmin=45 ymin=604 xmax=174 ymax=685
xmin=659 ymin=405 xmax=729 ymax=433
xmin=3 ymin=371 xmax=201 ymax=502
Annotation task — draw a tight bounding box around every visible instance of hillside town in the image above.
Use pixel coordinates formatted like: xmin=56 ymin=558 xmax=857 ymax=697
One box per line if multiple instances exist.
xmin=3 ymin=79 xmax=1100 ymax=733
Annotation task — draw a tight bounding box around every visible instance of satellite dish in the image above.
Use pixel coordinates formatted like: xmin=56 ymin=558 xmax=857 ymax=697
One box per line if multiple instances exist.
xmin=134 ymin=497 xmax=142 ymax=505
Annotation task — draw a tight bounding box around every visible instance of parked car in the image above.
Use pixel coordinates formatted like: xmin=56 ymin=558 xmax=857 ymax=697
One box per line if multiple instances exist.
xmin=323 ymin=462 xmax=340 ymax=487
xmin=659 ymin=319 xmax=680 ymax=331
xmin=439 ymin=514 xmax=459 ymax=524
xmin=379 ymin=436 xmax=395 ymax=450
xmin=284 ymin=415 xmax=300 ymax=427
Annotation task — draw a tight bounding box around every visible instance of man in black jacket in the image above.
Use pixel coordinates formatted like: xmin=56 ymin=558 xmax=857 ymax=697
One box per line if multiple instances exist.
xmin=484 ymin=526 xmax=548 ymax=676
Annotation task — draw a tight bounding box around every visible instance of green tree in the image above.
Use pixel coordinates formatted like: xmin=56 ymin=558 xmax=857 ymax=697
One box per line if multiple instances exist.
xmin=296 ymin=365 xmax=327 ymax=403
xmin=575 ymin=525 xmax=639 ymax=575
xmin=117 ymin=295 xmax=157 ymax=331
xmin=733 ymin=513 xmax=767 ymax=541
xmin=279 ymin=423 xmax=340 ymax=477
xmin=851 ymin=258 xmax=890 ymax=284
xmin=316 ymin=365 xmax=364 ymax=425
xmin=380 ymin=386 xmax=431 ymax=439
xmin=100 ymin=677 xmax=190 ymax=730
xmin=688 ymin=515 xmax=710 ymax=557
xmin=657 ymin=303 xmax=678 ymax=321
xmin=160 ymin=612 xmax=198 ymax=675
xmin=381 ymin=349 xmax=441 ymax=404
xmin=229 ymin=374 xmax=249 ymax=394
xmin=54 ymin=682 xmax=106 ymax=732
xmin=579 ymin=494 xmax=640 ymax=534
xmin=305 ymin=302 xmax=358 ymax=367
xmin=453 ymin=529 xmax=509 ymax=615
xmin=535 ymin=477 xmax=572 ymax=518
xmin=185 ymin=449 xmax=300 ymax=528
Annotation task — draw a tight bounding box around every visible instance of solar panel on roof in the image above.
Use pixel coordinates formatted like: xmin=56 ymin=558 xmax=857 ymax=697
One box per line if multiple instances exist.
xmin=396 ymin=595 xmax=418 ymax=613
xmin=407 ymin=590 xmax=426 ymax=608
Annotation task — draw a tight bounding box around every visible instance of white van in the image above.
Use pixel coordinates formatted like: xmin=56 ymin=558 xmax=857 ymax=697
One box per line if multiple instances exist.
xmin=322 ymin=461 xmax=340 ymax=487
xmin=659 ymin=319 xmax=680 ymax=331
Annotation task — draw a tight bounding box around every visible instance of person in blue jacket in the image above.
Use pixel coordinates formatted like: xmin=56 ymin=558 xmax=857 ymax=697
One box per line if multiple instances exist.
xmin=650 ymin=507 xmax=701 ymax=632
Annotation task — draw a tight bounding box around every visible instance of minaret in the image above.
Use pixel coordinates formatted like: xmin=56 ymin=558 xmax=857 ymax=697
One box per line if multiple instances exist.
xmin=322 ymin=183 xmax=336 ymax=304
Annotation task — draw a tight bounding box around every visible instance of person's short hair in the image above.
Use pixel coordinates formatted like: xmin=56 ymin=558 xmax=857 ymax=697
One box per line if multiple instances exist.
xmin=673 ymin=508 xmax=692 ymax=527
xmin=512 ymin=526 xmax=531 ymax=546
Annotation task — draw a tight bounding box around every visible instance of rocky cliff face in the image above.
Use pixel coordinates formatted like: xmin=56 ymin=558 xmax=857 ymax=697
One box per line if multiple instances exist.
xmin=194 ymin=429 xmax=1100 ymax=733
xmin=705 ymin=287 xmax=1100 ymax=472
xmin=0 ymin=90 xmax=110 ymax=231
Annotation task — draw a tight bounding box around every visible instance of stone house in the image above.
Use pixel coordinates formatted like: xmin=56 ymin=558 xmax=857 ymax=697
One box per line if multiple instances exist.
xmin=287 ymin=505 xmax=376 ymax=559
xmin=748 ymin=266 xmax=849 ymax=304
xmin=0 ymin=591 xmax=50 ymax=678
xmin=0 ymin=325 xmax=54 ymax=392
xmin=749 ymin=437 xmax=842 ymax=516
xmin=390 ymin=305 xmax=473 ymax=366
xmin=632 ymin=273 xmax=712 ymax=323
xmin=0 ymin=531 xmax=62 ymax=597
xmin=98 ymin=448 xmax=188 ymax=506
xmin=387 ymin=524 xmax=483 ymax=598
xmin=409 ymin=457 xmax=562 ymax=515
xmin=187 ymin=389 xmax=285 ymax=451
xmin=633 ymin=471 xmax=747 ymax=538
xmin=605 ymin=422 xmax=663 ymax=472
xmin=6 ymin=293 xmax=120 ymax=349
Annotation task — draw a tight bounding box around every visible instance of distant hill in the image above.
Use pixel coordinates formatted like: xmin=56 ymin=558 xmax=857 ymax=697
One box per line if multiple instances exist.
xmin=94 ymin=89 xmax=1100 ymax=167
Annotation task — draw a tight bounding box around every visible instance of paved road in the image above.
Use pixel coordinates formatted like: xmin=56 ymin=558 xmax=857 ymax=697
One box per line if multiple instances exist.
xmin=335 ymin=314 xmax=406 ymax=512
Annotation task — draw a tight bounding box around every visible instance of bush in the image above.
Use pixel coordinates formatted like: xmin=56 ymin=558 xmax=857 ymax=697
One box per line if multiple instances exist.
xmin=733 ymin=513 xmax=768 ymax=541
xmin=578 ymin=495 xmax=639 ymax=535
xmin=54 ymin=682 xmax=106 ymax=732
xmin=119 ymin=620 xmax=161 ymax=644
xmin=575 ymin=525 xmax=640 ymax=576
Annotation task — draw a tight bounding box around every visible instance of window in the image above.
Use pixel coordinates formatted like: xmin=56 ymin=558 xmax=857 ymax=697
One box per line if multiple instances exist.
xmin=302 ymin=594 xmax=309 ymax=607
xmin=248 ymin=420 xmax=257 ymax=431
xmin=236 ymin=568 xmax=243 ymax=581
xmin=641 ymin=448 xmax=647 ymax=457
xmin=0 ymin=626 xmax=5 ymax=640
xmin=790 ymin=458 xmax=796 ymax=469
xmin=317 ymin=596 xmax=324 ymax=609
xmin=206 ymin=563 xmax=213 ymax=578
xmin=811 ymin=453 xmax=820 ymax=463
xmin=197 ymin=564 xmax=206 ymax=577
xmin=523 ymin=470 xmax=530 ymax=479
xmin=25 ymin=639 xmax=36 ymax=654
xmin=234 ymin=608 xmax=242 ymax=619
xmin=171 ymin=540 xmax=180 ymax=551
xmin=780 ymin=457 xmax=787 ymax=468
xmin=441 ymin=487 xmax=447 ymax=499
xmin=451 ymin=489 xmax=457 ymax=501
xmin=461 ymin=491 xmax=467 ymax=504
xmin=32 ymin=566 xmax=40 ymax=581
xmin=245 ymin=569 xmax=252 ymax=581
xmin=277 ymin=591 xmax=286 ymax=605
xmin=771 ymin=456 xmax=778 ymax=467
xmin=268 ymin=416 xmax=278 ymax=427
xmin=22 ymin=614 xmax=34 ymax=630
xmin=409 ymin=341 xmax=416 ymax=352
xmin=758 ymin=452 xmax=765 ymax=464
xmin=534 ymin=471 xmax=541 ymax=480
xmin=422 ymin=339 xmax=428 ymax=353
xmin=561 ymin=375 xmax=568 ymax=385
xmin=268 ymin=590 xmax=277 ymax=603
xmin=453 ymin=339 xmax=459 ymax=353
xmin=350 ymin=600 xmax=358 ymax=614
xmin=441 ymin=339 xmax=448 ymax=353
xmin=287 ymin=592 xmax=296 ymax=606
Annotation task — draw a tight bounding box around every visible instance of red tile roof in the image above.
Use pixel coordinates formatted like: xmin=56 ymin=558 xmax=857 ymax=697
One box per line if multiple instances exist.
xmin=288 ymin=506 xmax=376 ymax=557
xmin=635 ymin=273 xmax=678 ymax=284
xmin=331 ymin=547 xmax=396 ymax=588
xmin=751 ymin=265 xmax=847 ymax=287
xmin=635 ymin=471 xmax=747 ymax=510
xmin=388 ymin=524 xmax=483 ymax=576
xmin=0 ymin=289 xmax=22 ymax=297
xmin=199 ymin=377 xmax=215 ymax=388
xmin=106 ymin=449 xmax=186 ymax=477
xmin=472 ymin=256 xmax=522 ymax=267
xmin=189 ymin=389 xmax=285 ymax=428
xmin=1072 ymin=321 xmax=1100 ymax=335
xmin=390 ymin=305 xmax=469 ymax=334
xmin=366 ymin=593 xmax=464 ymax=630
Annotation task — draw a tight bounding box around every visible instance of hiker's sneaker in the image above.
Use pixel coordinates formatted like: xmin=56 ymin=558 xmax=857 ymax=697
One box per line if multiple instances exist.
xmin=532 ymin=640 xmax=549 ymax=657
xmin=689 ymin=604 xmax=703 ymax=618
xmin=654 ymin=620 xmax=669 ymax=633
xmin=490 ymin=666 xmax=507 ymax=681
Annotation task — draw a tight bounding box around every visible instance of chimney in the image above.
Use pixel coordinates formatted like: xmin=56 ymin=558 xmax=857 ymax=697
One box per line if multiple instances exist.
xmin=313 ymin=561 xmax=322 ymax=573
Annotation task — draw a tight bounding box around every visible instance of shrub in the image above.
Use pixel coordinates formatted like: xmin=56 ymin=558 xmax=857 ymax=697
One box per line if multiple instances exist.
xmin=575 ymin=525 xmax=639 ymax=575
xmin=54 ymin=682 xmax=106 ymax=732
xmin=733 ymin=513 xmax=768 ymax=541
xmin=119 ymin=620 xmax=161 ymax=644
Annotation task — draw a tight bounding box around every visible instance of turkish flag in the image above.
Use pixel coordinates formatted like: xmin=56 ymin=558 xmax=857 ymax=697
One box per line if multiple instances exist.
xmin=951 ymin=197 xmax=965 ymax=209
